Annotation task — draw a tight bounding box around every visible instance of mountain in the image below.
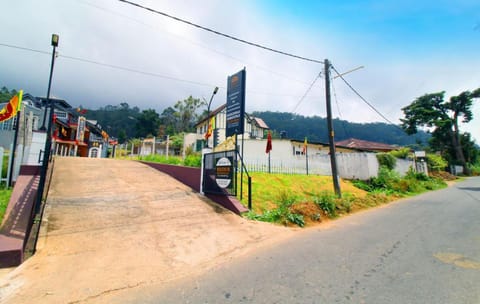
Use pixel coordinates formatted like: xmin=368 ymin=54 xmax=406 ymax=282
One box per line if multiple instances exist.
xmin=253 ymin=111 xmax=429 ymax=147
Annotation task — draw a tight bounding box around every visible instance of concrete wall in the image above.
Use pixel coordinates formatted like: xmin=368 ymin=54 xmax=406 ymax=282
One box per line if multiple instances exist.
xmin=238 ymin=139 xmax=415 ymax=180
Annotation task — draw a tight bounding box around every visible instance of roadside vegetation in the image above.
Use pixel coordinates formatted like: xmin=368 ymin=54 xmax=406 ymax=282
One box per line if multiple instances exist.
xmin=0 ymin=187 xmax=12 ymax=225
xmin=240 ymin=169 xmax=447 ymax=228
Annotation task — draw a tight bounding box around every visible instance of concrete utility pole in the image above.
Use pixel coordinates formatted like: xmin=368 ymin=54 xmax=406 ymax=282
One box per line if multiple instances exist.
xmin=324 ymin=59 xmax=341 ymax=198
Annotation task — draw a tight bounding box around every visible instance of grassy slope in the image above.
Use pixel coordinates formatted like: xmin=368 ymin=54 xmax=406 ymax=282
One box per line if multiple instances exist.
xmin=237 ymin=172 xmax=446 ymax=227
xmin=0 ymin=188 xmax=12 ymax=225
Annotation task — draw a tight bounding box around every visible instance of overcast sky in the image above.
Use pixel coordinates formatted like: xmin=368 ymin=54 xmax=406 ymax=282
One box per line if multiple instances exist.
xmin=1 ymin=0 xmax=479 ymax=142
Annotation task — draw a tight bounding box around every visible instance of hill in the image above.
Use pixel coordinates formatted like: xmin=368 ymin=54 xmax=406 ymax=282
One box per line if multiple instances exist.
xmin=253 ymin=111 xmax=429 ymax=146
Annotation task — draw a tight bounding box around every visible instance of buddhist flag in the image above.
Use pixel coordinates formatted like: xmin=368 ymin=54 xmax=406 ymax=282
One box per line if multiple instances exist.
xmin=0 ymin=90 xmax=23 ymax=122
xmin=265 ymin=130 xmax=272 ymax=153
xmin=204 ymin=116 xmax=215 ymax=140
xmin=302 ymin=137 xmax=307 ymax=154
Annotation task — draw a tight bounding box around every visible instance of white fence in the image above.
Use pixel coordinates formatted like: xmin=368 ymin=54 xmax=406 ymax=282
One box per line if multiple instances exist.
xmin=243 ymin=152 xmax=415 ymax=180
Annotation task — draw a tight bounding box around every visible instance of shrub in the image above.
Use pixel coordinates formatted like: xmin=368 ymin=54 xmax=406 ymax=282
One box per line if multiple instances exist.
xmin=426 ymin=153 xmax=448 ymax=171
xmin=313 ymin=191 xmax=337 ymax=218
xmin=389 ymin=148 xmax=411 ymax=159
xmin=376 ymin=153 xmax=397 ymax=170
xmin=184 ymin=154 xmax=201 ymax=167
xmin=245 ymin=191 xmax=305 ymax=227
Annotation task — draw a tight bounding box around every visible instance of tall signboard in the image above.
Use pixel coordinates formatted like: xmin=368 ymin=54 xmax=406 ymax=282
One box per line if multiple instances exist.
xmin=225 ymin=69 xmax=246 ymax=138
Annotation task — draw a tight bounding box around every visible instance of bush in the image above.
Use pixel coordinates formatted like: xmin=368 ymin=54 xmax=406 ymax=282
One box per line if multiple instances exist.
xmin=184 ymin=154 xmax=201 ymax=167
xmin=245 ymin=191 xmax=305 ymax=227
xmin=313 ymin=191 xmax=337 ymax=218
xmin=376 ymin=153 xmax=397 ymax=170
xmin=389 ymin=148 xmax=411 ymax=159
xmin=426 ymin=153 xmax=448 ymax=171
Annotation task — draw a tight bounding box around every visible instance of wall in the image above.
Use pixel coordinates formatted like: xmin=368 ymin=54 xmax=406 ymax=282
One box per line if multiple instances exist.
xmin=239 ymin=139 xmax=415 ymax=180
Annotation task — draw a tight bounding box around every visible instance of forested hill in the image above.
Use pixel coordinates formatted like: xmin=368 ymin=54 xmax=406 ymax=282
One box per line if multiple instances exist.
xmin=253 ymin=111 xmax=430 ymax=146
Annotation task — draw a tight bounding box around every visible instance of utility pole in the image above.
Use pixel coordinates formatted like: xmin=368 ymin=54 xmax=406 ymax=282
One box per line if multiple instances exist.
xmin=324 ymin=59 xmax=341 ymax=198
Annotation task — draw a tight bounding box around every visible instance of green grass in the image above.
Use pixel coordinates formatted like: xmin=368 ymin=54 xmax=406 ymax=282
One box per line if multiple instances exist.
xmin=0 ymin=187 xmax=12 ymax=225
xmin=238 ymin=169 xmax=448 ymax=228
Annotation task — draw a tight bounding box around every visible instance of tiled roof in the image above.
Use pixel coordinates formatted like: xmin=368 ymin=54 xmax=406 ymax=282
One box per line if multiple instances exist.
xmin=336 ymin=138 xmax=398 ymax=152
xmin=253 ymin=117 xmax=269 ymax=129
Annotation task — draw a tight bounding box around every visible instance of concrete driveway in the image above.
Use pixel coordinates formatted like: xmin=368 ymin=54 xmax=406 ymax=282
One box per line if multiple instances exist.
xmin=0 ymin=157 xmax=291 ymax=303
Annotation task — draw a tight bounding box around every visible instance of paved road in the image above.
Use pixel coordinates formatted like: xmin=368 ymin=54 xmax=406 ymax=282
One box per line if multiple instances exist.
xmin=110 ymin=177 xmax=480 ymax=304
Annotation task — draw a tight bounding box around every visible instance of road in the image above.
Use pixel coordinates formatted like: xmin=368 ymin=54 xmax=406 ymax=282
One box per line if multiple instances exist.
xmin=108 ymin=177 xmax=480 ymax=304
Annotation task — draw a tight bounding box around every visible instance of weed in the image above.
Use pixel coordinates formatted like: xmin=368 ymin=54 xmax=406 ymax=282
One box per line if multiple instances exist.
xmin=313 ymin=191 xmax=337 ymax=218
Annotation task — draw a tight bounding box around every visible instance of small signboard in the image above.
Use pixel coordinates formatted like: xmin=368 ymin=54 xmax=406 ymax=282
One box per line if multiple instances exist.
xmin=215 ymin=157 xmax=233 ymax=188
xmin=225 ymin=69 xmax=246 ymax=138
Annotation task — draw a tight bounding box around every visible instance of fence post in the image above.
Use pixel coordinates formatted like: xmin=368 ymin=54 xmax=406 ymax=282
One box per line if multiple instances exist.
xmin=248 ymin=176 xmax=252 ymax=210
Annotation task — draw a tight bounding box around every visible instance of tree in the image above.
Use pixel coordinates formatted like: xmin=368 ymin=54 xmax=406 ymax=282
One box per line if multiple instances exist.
xmin=135 ymin=109 xmax=161 ymax=138
xmin=173 ymin=96 xmax=205 ymax=133
xmin=401 ymin=89 xmax=480 ymax=174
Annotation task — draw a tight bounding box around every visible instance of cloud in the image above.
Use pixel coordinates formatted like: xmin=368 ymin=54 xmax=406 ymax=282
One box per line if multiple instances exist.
xmin=0 ymin=0 xmax=479 ymax=142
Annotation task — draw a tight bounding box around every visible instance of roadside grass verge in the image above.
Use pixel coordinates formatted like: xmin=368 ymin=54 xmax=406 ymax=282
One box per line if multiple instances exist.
xmin=0 ymin=187 xmax=12 ymax=225
xmin=239 ymin=168 xmax=448 ymax=228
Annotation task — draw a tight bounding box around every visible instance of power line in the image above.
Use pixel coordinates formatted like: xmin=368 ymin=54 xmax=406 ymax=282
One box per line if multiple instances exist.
xmin=0 ymin=43 xmax=50 ymax=55
xmin=331 ymin=77 xmax=350 ymax=138
xmin=78 ymin=0 xmax=313 ymax=86
xmin=291 ymin=72 xmax=321 ymax=114
xmin=331 ymin=64 xmax=403 ymax=130
xmin=117 ymin=0 xmax=324 ymax=64
xmin=0 ymin=42 xmax=321 ymax=99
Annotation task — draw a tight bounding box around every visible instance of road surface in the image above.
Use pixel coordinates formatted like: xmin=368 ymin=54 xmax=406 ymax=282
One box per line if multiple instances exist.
xmin=0 ymin=158 xmax=291 ymax=303
xmin=107 ymin=177 xmax=480 ymax=304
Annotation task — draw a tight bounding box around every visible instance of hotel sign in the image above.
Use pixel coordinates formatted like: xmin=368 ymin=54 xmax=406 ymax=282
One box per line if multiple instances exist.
xmin=225 ymin=69 xmax=246 ymax=137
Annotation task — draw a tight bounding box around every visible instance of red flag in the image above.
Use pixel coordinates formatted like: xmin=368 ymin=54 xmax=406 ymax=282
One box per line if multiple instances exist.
xmin=265 ymin=131 xmax=272 ymax=153
xmin=302 ymin=137 xmax=307 ymax=154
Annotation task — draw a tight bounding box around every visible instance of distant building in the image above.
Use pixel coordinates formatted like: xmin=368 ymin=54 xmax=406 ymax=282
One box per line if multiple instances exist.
xmin=0 ymin=93 xmax=115 ymax=159
xmin=190 ymin=104 xmax=270 ymax=152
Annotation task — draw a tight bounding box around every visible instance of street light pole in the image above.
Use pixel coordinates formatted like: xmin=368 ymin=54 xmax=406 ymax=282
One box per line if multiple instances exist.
xmin=40 ymin=34 xmax=59 ymax=131
xmin=35 ymin=34 xmax=59 ymax=214
xmin=205 ymin=86 xmax=218 ymax=148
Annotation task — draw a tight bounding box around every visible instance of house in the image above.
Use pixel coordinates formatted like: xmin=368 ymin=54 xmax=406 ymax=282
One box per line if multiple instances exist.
xmin=1 ymin=93 xmax=114 ymax=159
xmin=191 ymin=104 xmax=270 ymax=152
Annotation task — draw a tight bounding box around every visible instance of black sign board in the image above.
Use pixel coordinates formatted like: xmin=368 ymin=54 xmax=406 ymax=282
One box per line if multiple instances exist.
xmin=202 ymin=150 xmax=237 ymax=196
xmin=225 ymin=69 xmax=246 ymax=137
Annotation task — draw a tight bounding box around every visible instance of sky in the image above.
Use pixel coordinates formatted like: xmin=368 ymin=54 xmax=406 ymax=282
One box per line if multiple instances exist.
xmin=1 ymin=0 xmax=479 ymax=142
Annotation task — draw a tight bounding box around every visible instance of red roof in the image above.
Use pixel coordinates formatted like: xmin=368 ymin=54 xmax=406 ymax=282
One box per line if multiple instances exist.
xmin=336 ymin=138 xmax=398 ymax=152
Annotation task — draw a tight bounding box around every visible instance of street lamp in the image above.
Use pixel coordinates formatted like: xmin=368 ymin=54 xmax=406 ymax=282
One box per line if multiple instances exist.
xmin=205 ymin=86 xmax=218 ymax=148
xmin=40 ymin=34 xmax=59 ymax=130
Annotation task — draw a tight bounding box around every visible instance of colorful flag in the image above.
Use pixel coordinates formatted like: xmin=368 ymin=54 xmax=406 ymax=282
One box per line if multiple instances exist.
xmin=265 ymin=130 xmax=272 ymax=153
xmin=204 ymin=116 xmax=215 ymax=140
xmin=0 ymin=90 xmax=23 ymax=122
xmin=302 ymin=137 xmax=307 ymax=154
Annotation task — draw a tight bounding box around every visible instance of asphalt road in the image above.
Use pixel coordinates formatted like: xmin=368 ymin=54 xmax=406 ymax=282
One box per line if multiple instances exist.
xmin=112 ymin=177 xmax=480 ymax=304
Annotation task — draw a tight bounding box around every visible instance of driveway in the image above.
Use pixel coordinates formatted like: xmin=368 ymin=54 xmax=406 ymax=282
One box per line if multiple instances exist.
xmin=0 ymin=157 xmax=291 ymax=303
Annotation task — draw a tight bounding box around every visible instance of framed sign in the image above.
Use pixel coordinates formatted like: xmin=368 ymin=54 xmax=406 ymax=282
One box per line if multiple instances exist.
xmin=225 ymin=69 xmax=246 ymax=137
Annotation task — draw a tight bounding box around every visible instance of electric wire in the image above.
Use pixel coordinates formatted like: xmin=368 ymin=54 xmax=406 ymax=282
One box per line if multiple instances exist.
xmin=331 ymin=64 xmax=402 ymax=129
xmin=117 ymin=0 xmax=324 ymax=64
xmin=0 ymin=42 xmax=321 ymax=99
xmin=77 ymin=0 xmax=313 ymax=86
xmin=291 ymin=72 xmax=321 ymax=114
xmin=331 ymin=77 xmax=350 ymax=138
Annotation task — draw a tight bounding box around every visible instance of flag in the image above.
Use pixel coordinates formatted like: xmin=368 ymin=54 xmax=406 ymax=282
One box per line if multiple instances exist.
xmin=265 ymin=130 xmax=272 ymax=153
xmin=0 ymin=90 xmax=23 ymax=122
xmin=76 ymin=107 xmax=87 ymax=114
xmin=204 ymin=116 xmax=215 ymax=140
xmin=302 ymin=137 xmax=307 ymax=154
